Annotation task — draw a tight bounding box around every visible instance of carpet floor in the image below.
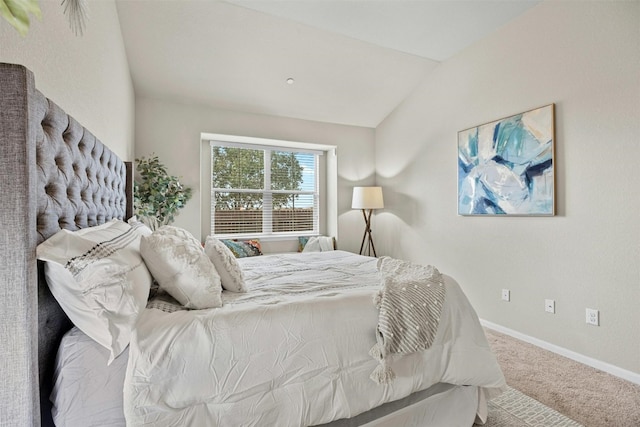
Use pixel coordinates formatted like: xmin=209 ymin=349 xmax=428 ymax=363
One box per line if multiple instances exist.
xmin=481 ymin=328 xmax=640 ymax=427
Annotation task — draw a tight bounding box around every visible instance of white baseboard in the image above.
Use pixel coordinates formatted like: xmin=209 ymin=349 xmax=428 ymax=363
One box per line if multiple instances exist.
xmin=480 ymin=319 xmax=640 ymax=386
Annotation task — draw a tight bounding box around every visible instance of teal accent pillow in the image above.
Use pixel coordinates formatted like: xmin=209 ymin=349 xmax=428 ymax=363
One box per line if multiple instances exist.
xmin=220 ymin=239 xmax=263 ymax=258
xmin=298 ymin=236 xmax=310 ymax=252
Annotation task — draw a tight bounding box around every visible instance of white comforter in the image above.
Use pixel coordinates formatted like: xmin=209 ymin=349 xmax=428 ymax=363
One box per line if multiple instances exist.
xmin=124 ymin=251 xmax=505 ymax=426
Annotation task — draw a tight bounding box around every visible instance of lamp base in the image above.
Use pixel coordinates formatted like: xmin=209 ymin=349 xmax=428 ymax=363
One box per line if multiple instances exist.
xmin=359 ymin=209 xmax=377 ymax=257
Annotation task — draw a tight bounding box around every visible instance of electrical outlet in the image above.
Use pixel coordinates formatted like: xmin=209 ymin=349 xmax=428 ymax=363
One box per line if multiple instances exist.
xmin=545 ymin=299 xmax=555 ymax=314
xmin=501 ymin=289 xmax=510 ymax=302
xmin=586 ymin=308 xmax=599 ymax=326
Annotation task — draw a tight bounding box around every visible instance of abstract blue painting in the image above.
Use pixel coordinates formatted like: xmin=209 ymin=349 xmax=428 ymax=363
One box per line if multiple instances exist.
xmin=458 ymin=104 xmax=555 ymax=215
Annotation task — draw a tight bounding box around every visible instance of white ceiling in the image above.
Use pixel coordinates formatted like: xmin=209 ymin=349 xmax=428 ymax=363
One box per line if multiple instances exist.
xmin=115 ymin=0 xmax=539 ymax=128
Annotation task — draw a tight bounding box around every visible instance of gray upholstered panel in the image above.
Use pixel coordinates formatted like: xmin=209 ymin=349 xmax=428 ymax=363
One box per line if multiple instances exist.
xmin=0 ymin=63 xmax=39 ymax=427
xmin=0 ymin=63 xmax=131 ymax=427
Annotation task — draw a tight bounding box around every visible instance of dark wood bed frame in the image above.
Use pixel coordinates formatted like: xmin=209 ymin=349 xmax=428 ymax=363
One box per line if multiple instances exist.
xmin=0 ymin=63 xmax=133 ymax=427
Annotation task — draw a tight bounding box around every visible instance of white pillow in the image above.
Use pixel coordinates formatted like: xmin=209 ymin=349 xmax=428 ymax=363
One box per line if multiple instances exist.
xmin=127 ymin=216 xmax=153 ymax=237
xmin=36 ymin=220 xmax=152 ymax=364
xmin=302 ymin=236 xmax=335 ymax=253
xmin=302 ymin=236 xmax=322 ymax=252
xmin=204 ymin=236 xmax=247 ymax=293
xmin=140 ymin=226 xmax=222 ymax=309
xmin=73 ymin=218 xmax=121 ymax=236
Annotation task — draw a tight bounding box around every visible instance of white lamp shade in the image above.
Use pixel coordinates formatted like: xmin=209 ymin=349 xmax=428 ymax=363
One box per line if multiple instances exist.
xmin=352 ymin=186 xmax=384 ymax=210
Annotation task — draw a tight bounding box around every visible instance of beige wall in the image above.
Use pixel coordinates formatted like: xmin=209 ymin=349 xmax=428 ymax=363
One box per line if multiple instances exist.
xmin=6 ymin=0 xmax=634 ymax=382
xmin=0 ymin=0 xmax=134 ymax=160
xmin=134 ymin=97 xmax=375 ymax=252
xmin=375 ymin=1 xmax=640 ymax=375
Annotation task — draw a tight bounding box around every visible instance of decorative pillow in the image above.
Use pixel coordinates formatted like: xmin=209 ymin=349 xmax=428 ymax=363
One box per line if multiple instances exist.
xmin=127 ymin=216 xmax=159 ymax=297
xmin=140 ymin=226 xmax=222 ymax=309
xmin=204 ymin=236 xmax=247 ymax=293
xmin=127 ymin=216 xmax=153 ymax=237
xmin=220 ymin=239 xmax=263 ymax=258
xmin=301 ymin=236 xmax=336 ymax=252
xmin=73 ymin=218 xmax=121 ymax=236
xmin=298 ymin=236 xmax=310 ymax=252
xmin=36 ymin=220 xmax=152 ymax=364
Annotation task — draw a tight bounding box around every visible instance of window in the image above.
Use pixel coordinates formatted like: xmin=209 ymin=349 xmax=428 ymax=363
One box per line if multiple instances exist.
xmin=210 ymin=141 xmax=320 ymax=238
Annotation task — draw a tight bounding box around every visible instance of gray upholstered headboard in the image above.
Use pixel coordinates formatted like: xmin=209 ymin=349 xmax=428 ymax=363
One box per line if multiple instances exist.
xmin=0 ymin=63 xmax=133 ymax=427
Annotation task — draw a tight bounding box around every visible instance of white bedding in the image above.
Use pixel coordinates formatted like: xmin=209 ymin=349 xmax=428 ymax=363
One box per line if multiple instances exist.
xmin=52 ymin=327 xmax=128 ymax=427
xmin=124 ymin=251 xmax=505 ymax=426
xmin=50 ymin=330 xmax=481 ymax=427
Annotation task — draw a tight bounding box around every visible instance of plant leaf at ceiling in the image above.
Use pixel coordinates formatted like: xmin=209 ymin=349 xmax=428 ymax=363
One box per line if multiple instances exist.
xmin=61 ymin=0 xmax=87 ymax=36
xmin=0 ymin=0 xmax=41 ymax=37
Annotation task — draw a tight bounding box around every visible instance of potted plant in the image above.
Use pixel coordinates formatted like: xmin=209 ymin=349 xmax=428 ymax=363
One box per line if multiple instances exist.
xmin=134 ymin=155 xmax=192 ymax=230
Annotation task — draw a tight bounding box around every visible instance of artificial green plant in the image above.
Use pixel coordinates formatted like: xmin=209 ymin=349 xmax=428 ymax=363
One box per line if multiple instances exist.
xmin=134 ymin=155 xmax=192 ymax=230
xmin=0 ymin=0 xmax=41 ymax=36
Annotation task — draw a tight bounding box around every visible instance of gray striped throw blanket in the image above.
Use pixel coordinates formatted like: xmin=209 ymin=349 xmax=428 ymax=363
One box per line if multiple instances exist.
xmin=370 ymin=257 xmax=446 ymax=384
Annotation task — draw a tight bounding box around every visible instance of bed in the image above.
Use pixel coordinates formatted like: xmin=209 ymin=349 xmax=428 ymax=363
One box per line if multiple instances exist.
xmin=0 ymin=63 xmax=505 ymax=427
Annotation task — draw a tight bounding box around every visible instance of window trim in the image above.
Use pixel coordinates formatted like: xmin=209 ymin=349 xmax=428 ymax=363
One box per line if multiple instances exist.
xmin=200 ymin=133 xmax=338 ymax=243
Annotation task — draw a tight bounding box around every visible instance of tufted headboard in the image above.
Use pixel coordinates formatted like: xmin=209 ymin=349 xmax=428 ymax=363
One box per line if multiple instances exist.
xmin=0 ymin=63 xmax=133 ymax=427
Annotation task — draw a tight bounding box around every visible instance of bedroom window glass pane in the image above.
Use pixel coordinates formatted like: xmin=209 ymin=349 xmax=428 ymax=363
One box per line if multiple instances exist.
xmin=211 ymin=144 xmax=319 ymax=237
xmin=212 ymin=192 xmax=263 ymax=234
xmin=212 ymin=147 xmax=264 ymax=189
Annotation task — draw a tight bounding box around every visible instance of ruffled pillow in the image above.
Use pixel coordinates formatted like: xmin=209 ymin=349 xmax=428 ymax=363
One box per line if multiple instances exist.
xmin=204 ymin=236 xmax=247 ymax=293
xmin=140 ymin=226 xmax=222 ymax=309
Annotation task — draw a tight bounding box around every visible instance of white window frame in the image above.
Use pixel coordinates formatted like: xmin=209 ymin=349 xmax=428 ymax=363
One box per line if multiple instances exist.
xmin=200 ymin=133 xmax=338 ymax=242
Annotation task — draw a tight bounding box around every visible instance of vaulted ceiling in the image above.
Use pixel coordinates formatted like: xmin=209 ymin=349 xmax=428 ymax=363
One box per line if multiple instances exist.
xmin=116 ymin=0 xmax=539 ymax=128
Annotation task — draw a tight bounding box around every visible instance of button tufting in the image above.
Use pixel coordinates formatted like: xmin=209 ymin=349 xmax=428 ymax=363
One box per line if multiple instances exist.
xmin=74 ymin=216 xmax=85 ymax=228
xmin=34 ymin=109 xmax=129 ymax=242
